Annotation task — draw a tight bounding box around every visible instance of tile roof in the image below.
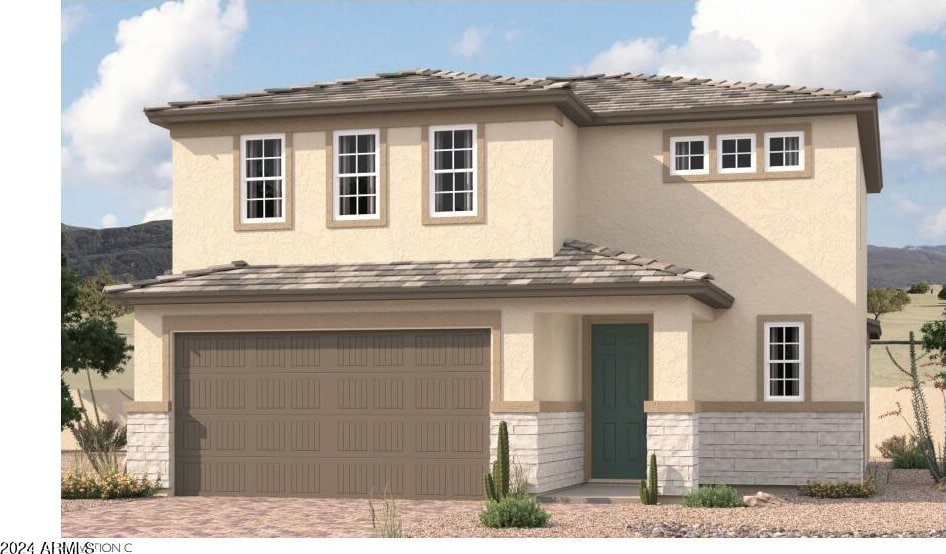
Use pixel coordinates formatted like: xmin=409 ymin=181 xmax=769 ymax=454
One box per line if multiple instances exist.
xmin=105 ymin=239 xmax=734 ymax=308
xmin=145 ymin=68 xmax=880 ymax=120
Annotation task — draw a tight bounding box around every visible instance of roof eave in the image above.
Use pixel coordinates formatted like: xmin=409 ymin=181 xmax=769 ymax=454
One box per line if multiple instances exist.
xmin=145 ymin=89 xmax=595 ymax=128
xmin=107 ymin=280 xmax=735 ymax=309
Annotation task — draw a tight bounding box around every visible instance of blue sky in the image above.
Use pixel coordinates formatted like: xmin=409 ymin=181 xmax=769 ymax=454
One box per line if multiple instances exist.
xmin=61 ymin=0 xmax=946 ymax=246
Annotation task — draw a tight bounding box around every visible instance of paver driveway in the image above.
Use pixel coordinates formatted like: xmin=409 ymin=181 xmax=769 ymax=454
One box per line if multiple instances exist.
xmin=62 ymin=496 xmax=482 ymax=538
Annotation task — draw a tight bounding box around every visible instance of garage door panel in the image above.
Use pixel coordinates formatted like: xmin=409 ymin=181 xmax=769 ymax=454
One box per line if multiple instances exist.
xmin=175 ymin=329 xmax=489 ymax=498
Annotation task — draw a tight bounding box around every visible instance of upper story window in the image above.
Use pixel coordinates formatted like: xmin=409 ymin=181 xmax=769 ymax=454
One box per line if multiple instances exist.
xmin=669 ymin=136 xmax=709 ymax=176
xmin=717 ymin=133 xmax=756 ymax=174
xmin=429 ymin=125 xmax=477 ymax=217
xmin=241 ymin=134 xmax=285 ymax=223
xmin=763 ymin=321 xmax=805 ymax=401
xmin=765 ymin=132 xmax=805 ymax=171
xmin=333 ymin=129 xmax=380 ymax=220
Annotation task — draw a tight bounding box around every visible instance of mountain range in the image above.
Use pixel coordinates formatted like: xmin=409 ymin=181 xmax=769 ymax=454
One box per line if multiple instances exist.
xmin=61 ymin=220 xmax=945 ymax=288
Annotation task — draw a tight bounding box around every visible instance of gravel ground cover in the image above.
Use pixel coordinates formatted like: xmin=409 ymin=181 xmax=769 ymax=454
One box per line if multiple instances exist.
xmin=404 ymin=477 xmax=945 ymax=538
xmin=62 ymin=469 xmax=945 ymax=538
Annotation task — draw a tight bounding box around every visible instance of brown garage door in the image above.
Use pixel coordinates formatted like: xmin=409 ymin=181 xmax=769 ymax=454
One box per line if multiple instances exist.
xmin=174 ymin=329 xmax=490 ymax=498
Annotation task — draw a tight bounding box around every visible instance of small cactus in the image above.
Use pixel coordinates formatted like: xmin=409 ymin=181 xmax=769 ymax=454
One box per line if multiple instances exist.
xmin=484 ymin=420 xmax=511 ymax=501
xmin=639 ymin=452 xmax=659 ymax=505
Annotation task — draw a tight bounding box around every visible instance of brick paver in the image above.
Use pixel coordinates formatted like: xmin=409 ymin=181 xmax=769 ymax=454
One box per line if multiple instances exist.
xmin=62 ymin=496 xmax=482 ymax=538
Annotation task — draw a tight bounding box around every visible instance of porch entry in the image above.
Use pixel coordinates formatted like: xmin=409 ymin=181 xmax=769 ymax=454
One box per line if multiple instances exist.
xmin=590 ymin=323 xmax=649 ymax=479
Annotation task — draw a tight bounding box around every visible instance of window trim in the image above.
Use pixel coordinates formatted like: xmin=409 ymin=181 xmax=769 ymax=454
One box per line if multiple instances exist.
xmin=716 ymin=133 xmax=757 ymax=174
xmin=764 ymin=131 xmax=806 ymax=172
xmin=762 ymin=321 xmax=805 ymax=402
xmin=669 ymin=135 xmax=710 ymax=176
xmin=332 ymin=128 xmax=382 ymax=222
xmin=421 ymin=123 xmax=486 ymax=226
xmin=428 ymin=124 xmax=478 ymax=218
xmin=663 ymin=124 xmax=812 ymax=184
xmin=758 ymin=314 xmax=812 ymax=403
xmin=234 ymin=133 xmax=292 ymax=231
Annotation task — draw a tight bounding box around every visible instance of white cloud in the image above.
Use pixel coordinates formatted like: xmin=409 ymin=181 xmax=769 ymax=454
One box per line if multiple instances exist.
xmin=100 ymin=214 xmax=118 ymax=228
xmin=583 ymin=0 xmax=946 ymax=170
xmin=922 ymin=207 xmax=946 ymax=239
xmin=451 ymin=26 xmax=488 ymax=59
xmin=62 ymin=0 xmax=247 ymax=192
xmin=503 ymin=29 xmax=522 ymax=43
xmin=62 ymin=4 xmax=88 ymax=44
xmin=142 ymin=206 xmax=173 ymax=223
xmin=888 ymin=193 xmax=926 ymax=217
xmin=586 ymin=37 xmax=665 ymax=75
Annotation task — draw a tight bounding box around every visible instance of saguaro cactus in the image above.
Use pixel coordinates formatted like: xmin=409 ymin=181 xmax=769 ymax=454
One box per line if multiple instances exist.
xmin=639 ymin=453 xmax=658 ymax=504
xmin=484 ymin=420 xmax=511 ymax=501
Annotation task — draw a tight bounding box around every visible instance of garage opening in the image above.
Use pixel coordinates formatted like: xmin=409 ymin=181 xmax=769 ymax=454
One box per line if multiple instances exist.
xmin=174 ymin=329 xmax=490 ymax=498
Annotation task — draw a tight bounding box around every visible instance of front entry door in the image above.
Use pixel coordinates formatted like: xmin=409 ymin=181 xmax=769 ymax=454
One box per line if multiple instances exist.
xmin=591 ymin=323 xmax=649 ymax=479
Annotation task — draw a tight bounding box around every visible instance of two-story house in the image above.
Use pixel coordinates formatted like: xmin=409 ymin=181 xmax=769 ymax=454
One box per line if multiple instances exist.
xmin=107 ymin=69 xmax=882 ymax=498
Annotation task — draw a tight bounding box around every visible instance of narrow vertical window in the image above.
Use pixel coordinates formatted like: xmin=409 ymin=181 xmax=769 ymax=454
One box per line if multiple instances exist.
xmin=669 ymin=136 xmax=709 ymax=176
xmin=764 ymin=322 xmax=804 ymax=401
xmin=429 ymin=125 xmax=476 ymax=216
xmin=717 ymin=134 xmax=756 ymax=173
xmin=765 ymin=132 xmax=805 ymax=171
xmin=334 ymin=130 xmax=379 ymax=220
xmin=241 ymin=134 xmax=285 ymax=222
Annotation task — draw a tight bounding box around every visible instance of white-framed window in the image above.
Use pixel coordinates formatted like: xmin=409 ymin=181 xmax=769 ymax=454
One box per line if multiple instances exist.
xmin=717 ymin=133 xmax=756 ymax=173
xmin=429 ymin=125 xmax=477 ymax=217
xmin=763 ymin=321 xmax=804 ymax=401
xmin=669 ymin=136 xmax=709 ymax=175
xmin=765 ymin=131 xmax=805 ymax=171
xmin=333 ymin=129 xmax=380 ymax=220
xmin=240 ymin=133 xmax=285 ymax=222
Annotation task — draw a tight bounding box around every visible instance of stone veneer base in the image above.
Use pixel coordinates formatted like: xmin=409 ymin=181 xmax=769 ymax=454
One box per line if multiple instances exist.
xmin=125 ymin=412 xmax=171 ymax=486
xmin=490 ymin=412 xmax=584 ymax=494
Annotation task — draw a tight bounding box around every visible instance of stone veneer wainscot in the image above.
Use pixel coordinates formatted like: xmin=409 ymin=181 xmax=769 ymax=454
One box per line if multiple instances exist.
xmin=125 ymin=412 xmax=171 ymax=484
xmin=489 ymin=412 xmax=584 ymax=494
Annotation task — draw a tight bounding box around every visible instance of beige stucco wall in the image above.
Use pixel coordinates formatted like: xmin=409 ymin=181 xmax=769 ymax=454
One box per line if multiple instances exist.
xmin=578 ymin=115 xmax=866 ymax=402
xmin=171 ymin=116 xmax=561 ymax=272
xmin=132 ymin=295 xmax=714 ymax=404
xmin=552 ymin=117 xmax=580 ymax=248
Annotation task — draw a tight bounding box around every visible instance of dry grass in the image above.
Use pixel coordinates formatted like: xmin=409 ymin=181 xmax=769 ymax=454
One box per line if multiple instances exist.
xmin=870 ymin=286 xmax=944 ymax=387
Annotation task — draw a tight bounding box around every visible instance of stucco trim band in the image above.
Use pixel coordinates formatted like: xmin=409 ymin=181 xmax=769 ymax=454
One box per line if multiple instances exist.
xmin=490 ymin=401 xmax=584 ymax=413
xmin=643 ymin=401 xmax=864 ymax=413
xmin=124 ymin=401 xmax=172 ymax=414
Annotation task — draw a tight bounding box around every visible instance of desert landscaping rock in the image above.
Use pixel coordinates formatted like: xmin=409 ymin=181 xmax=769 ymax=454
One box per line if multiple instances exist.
xmin=62 ymin=481 xmax=945 ymax=538
xmin=742 ymin=491 xmax=786 ymax=507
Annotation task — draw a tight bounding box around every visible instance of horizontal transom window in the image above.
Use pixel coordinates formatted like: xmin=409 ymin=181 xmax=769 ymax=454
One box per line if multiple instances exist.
xmin=717 ymin=134 xmax=756 ymax=173
xmin=669 ymin=136 xmax=709 ymax=176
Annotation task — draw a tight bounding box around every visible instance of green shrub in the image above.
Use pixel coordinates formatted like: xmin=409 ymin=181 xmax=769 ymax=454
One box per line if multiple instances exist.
xmin=69 ymin=418 xmax=127 ymax=476
xmin=61 ymin=470 xmax=161 ymax=500
xmin=907 ymin=282 xmax=930 ymax=294
xmin=796 ymin=478 xmax=876 ymax=498
xmin=682 ymin=484 xmax=744 ymax=508
xmin=876 ymin=435 xmax=910 ymax=459
xmin=639 ymin=452 xmax=658 ymax=505
xmin=479 ymin=494 xmax=550 ymax=528
xmin=893 ymin=448 xmax=930 ymax=469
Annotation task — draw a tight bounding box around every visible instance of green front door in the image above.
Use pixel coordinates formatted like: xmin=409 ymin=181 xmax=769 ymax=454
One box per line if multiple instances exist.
xmin=591 ymin=323 xmax=648 ymax=479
